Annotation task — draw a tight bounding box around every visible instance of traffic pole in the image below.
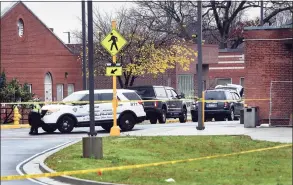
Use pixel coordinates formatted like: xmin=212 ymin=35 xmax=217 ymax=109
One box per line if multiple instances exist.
xmin=82 ymin=0 xmax=87 ymax=90
xmin=87 ymin=0 xmax=97 ymax=136
xmin=196 ymin=0 xmax=205 ymax=130
xmin=110 ymin=20 xmax=120 ymax=136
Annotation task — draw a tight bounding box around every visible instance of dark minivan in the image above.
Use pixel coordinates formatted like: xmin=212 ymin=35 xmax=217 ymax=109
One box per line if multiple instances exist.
xmin=191 ymin=89 xmax=244 ymax=122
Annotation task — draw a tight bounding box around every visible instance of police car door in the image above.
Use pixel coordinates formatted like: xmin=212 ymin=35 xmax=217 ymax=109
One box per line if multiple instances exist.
xmin=76 ymin=93 xmax=99 ymax=122
xmin=97 ymin=93 xmax=114 ymax=121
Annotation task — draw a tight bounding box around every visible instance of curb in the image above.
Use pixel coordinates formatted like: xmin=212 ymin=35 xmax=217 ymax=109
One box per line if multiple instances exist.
xmin=0 ymin=124 xmax=30 ymax=129
xmin=38 ymin=141 xmax=126 ymax=185
xmin=0 ymin=119 xmax=194 ymax=129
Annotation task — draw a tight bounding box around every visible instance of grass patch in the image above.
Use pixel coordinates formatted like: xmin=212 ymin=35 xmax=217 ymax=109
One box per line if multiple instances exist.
xmin=45 ymin=136 xmax=292 ymax=185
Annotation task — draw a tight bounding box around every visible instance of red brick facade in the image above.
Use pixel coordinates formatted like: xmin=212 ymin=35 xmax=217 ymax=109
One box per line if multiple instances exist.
xmin=0 ymin=2 xmax=82 ymax=101
xmin=208 ymin=49 xmax=245 ymax=89
xmin=243 ymin=26 xmax=293 ymax=125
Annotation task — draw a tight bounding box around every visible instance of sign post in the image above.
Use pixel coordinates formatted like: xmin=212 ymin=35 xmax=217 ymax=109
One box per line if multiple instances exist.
xmin=101 ymin=20 xmax=127 ymax=136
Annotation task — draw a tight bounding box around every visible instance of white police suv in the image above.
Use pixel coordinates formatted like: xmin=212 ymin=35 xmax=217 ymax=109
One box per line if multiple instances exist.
xmin=40 ymin=89 xmax=146 ymax=133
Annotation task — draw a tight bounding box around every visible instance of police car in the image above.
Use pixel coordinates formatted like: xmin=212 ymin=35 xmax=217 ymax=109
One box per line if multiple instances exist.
xmin=40 ymin=89 xmax=146 ymax=133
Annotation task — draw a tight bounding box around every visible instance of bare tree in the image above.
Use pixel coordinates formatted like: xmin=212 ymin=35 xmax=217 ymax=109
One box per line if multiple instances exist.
xmin=73 ymin=7 xmax=196 ymax=88
xmin=134 ymin=1 xmax=293 ymax=49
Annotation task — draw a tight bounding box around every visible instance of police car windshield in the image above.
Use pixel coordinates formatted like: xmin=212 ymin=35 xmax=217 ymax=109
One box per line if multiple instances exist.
xmin=62 ymin=93 xmax=85 ymax=103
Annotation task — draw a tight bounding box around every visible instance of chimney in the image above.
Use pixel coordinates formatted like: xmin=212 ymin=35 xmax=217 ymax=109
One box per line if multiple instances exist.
xmin=49 ymin=28 xmax=54 ymax=32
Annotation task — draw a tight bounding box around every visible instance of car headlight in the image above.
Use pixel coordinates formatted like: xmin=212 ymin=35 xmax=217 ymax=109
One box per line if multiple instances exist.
xmin=45 ymin=109 xmax=60 ymax=115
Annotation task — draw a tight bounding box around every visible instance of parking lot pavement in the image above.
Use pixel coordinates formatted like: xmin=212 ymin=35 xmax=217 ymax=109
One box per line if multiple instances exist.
xmin=1 ymin=121 xmax=292 ymax=143
xmin=122 ymin=121 xmax=293 ymax=143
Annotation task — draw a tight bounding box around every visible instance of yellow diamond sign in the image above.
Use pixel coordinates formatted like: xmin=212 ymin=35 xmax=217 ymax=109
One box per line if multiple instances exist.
xmin=101 ymin=29 xmax=127 ymax=56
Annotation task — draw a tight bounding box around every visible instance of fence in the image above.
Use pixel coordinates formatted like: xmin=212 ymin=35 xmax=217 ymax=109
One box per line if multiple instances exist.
xmin=269 ymin=81 xmax=293 ymax=126
xmin=0 ymin=104 xmax=30 ymax=124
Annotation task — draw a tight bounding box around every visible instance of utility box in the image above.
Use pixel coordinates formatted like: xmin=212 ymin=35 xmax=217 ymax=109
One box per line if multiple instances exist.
xmin=82 ymin=137 xmax=103 ymax=159
xmin=244 ymin=107 xmax=259 ymax=128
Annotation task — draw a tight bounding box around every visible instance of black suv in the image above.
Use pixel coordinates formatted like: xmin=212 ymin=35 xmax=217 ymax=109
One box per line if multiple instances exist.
xmin=191 ymin=89 xmax=244 ymax=122
xmin=127 ymin=86 xmax=188 ymax=124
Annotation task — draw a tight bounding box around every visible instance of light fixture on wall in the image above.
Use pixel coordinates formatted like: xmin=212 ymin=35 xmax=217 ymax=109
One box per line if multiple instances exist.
xmin=65 ymin=72 xmax=68 ymax=79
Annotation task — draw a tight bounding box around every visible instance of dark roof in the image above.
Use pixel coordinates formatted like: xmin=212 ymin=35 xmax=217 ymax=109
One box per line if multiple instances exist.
xmin=1 ymin=1 xmax=76 ymax=55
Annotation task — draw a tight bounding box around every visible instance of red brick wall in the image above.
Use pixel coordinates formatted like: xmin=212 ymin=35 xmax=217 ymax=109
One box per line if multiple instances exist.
xmin=244 ymin=27 xmax=293 ymax=125
xmin=208 ymin=51 xmax=246 ymax=88
xmin=0 ymin=2 xmax=82 ymax=101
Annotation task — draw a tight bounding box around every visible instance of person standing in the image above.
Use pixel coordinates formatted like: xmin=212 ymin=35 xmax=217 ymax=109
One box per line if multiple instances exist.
xmin=28 ymin=103 xmax=41 ymax=135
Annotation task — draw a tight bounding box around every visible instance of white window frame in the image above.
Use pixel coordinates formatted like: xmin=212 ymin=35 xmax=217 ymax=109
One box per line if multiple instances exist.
xmin=28 ymin=84 xmax=32 ymax=93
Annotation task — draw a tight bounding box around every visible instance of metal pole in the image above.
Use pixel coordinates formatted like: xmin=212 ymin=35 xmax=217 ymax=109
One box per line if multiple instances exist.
xmin=260 ymin=1 xmax=264 ymax=26
xmin=269 ymin=81 xmax=272 ymax=126
xmin=110 ymin=21 xmax=120 ymax=136
xmin=82 ymin=1 xmax=87 ymax=90
xmin=87 ymin=0 xmax=96 ymax=136
xmin=196 ymin=0 xmax=205 ymax=130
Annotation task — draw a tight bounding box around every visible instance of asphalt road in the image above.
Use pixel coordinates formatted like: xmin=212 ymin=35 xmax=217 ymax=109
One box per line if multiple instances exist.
xmin=1 ymin=121 xmax=291 ymax=185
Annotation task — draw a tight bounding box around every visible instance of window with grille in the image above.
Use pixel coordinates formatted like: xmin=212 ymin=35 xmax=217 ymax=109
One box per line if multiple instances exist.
xmin=216 ymin=78 xmax=232 ymax=85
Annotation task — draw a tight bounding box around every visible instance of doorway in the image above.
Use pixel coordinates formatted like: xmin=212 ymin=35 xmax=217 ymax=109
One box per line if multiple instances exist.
xmin=44 ymin=72 xmax=53 ymax=102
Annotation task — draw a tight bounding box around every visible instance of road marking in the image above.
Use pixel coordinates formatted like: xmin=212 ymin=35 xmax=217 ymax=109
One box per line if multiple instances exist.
xmin=15 ymin=140 xmax=80 ymax=185
xmin=1 ymin=143 xmax=291 ymax=181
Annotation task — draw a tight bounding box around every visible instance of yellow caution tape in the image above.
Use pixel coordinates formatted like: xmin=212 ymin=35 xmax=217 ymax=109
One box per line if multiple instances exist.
xmin=0 ymin=98 xmax=271 ymax=106
xmin=1 ymin=144 xmax=291 ymax=181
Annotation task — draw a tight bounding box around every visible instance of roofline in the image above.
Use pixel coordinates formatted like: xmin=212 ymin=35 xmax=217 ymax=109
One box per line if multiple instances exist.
xmin=1 ymin=1 xmax=76 ymax=55
xmin=1 ymin=1 xmax=19 ymax=19
xmin=244 ymin=25 xmax=293 ymax=31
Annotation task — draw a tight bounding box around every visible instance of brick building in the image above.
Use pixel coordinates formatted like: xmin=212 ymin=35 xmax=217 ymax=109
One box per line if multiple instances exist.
xmin=243 ymin=25 xmax=293 ymax=126
xmin=0 ymin=2 xmax=82 ymax=102
xmin=94 ymin=44 xmax=218 ymax=98
xmin=208 ymin=48 xmax=245 ymax=89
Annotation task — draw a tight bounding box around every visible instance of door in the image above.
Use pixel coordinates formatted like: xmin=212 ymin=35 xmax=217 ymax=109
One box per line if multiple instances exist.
xmin=56 ymin=84 xmax=64 ymax=101
xmin=232 ymin=92 xmax=242 ymax=116
xmin=44 ymin=73 xmax=53 ymax=102
xmin=170 ymin=88 xmax=182 ymax=113
xmin=98 ymin=93 xmax=116 ymax=121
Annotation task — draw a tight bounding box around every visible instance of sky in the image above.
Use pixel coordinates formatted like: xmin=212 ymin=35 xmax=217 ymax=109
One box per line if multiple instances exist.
xmin=1 ymin=1 xmax=260 ymax=44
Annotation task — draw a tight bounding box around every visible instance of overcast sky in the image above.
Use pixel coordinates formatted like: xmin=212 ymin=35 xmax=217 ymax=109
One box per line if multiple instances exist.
xmin=1 ymin=1 xmax=260 ymax=44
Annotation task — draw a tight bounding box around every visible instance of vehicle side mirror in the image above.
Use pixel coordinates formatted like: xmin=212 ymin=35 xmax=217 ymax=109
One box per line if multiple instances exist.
xmin=178 ymin=93 xmax=185 ymax=99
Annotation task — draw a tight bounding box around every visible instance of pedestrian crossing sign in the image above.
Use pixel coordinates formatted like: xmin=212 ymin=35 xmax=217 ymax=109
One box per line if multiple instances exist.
xmin=101 ymin=29 xmax=127 ymax=56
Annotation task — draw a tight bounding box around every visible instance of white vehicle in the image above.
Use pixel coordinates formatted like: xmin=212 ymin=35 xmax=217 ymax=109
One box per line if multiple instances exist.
xmin=40 ymin=89 xmax=146 ymax=133
xmin=215 ymin=84 xmax=244 ymax=98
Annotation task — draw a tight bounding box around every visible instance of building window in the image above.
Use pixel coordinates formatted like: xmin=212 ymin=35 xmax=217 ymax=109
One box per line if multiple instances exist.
xmin=56 ymin=84 xmax=64 ymax=101
xmin=17 ymin=18 xmax=24 ymax=37
xmin=240 ymin=77 xmax=244 ymax=86
xmin=216 ymin=78 xmax=232 ymax=85
xmin=68 ymin=84 xmax=74 ymax=96
xmin=28 ymin=84 xmax=32 ymax=93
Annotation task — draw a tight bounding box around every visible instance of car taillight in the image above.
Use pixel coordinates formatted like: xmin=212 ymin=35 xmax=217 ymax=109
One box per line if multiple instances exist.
xmin=154 ymin=101 xmax=158 ymax=107
xmin=138 ymin=100 xmax=143 ymax=105
xmin=224 ymin=102 xmax=228 ymax=108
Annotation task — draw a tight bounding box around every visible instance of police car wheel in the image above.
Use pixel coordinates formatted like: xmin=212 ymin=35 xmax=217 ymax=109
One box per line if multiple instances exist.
xmin=119 ymin=113 xmax=135 ymax=131
xmin=42 ymin=124 xmax=57 ymax=133
xmin=57 ymin=115 xmax=75 ymax=133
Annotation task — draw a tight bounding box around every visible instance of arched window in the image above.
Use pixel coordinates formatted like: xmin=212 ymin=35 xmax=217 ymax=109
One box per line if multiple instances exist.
xmin=17 ymin=18 xmax=24 ymax=37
